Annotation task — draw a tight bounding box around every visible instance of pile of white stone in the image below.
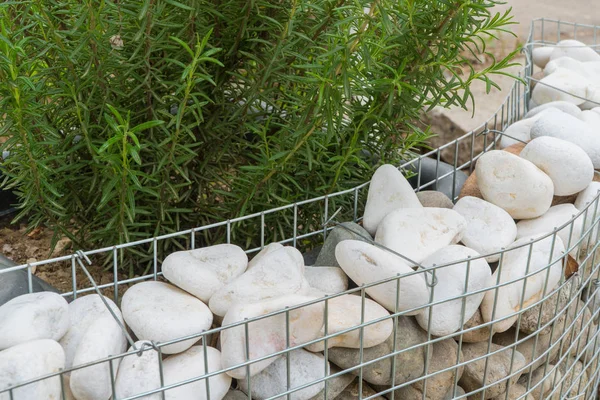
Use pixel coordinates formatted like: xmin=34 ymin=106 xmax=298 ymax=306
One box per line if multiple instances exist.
xmin=2 ymin=41 xmax=600 ymax=400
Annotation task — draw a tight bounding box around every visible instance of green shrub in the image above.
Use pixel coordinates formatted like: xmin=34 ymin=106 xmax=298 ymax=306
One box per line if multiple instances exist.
xmin=0 ymin=0 xmax=517 ymax=272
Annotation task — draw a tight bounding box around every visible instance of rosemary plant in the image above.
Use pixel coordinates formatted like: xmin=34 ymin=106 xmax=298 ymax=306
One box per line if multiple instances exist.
xmin=0 ymin=0 xmax=517 ymax=272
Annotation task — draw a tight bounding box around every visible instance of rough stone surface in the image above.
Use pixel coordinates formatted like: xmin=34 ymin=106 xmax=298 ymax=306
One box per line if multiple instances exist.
xmin=122 ymin=281 xmax=213 ymax=354
xmin=475 ymin=150 xmax=554 ymax=219
xmin=493 ymin=328 xmax=559 ymax=373
xmin=221 ymin=295 xmax=324 ymax=379
xmin=0 ymin=339 xmax=65 ymax=400
xmin=416 ymin=191 xmax=454 ymax=209
xmin=334 ymin=377 xmax=384 ymax=400
xmin=374 ymin=208 xmax=466 ymax=266
xmin=163 ymin=346 xmax=232 ymax=400
xmin=489 ymin=384 xmax=533 ymax=400
xmin=520 ymin=136 xmax=594 ymax=196
xmin=481 ymin=235 xmax=565 ymax=333
xmin=327 ymin=316 xmax=431 ymax=386
xmin=415 ymin=245 xmax=492 ymax=336
xmin=362 ymin=164 xmax=422 ymax=236
xmin=459 ymin=342 xmax=526 ymax=399
xmin=377 ymin=339 xmax=464 ymax=400
xmin=314 ymin=222 xmax=372 ymax=268
xmin=115 ymin=341 xmax=162 ymax=400
xmin=306 ymin=294 xmax=392 ymax=352
xmin=304 ymin=266 xmax=348 ymax=294
xmin=557 ymin=357 xmax=589 ymax=399
xmin=162 ymin=244 xmax=248 ymax=302
xmin=238 ymin=349 xmax=327 ymax=400
xmin=309 ymin=366 xmax=355 ymax=400
xmin=517 ymin=364 xmax=561 ymax=400
xmin=453 ymin=196 xmax=517 ymax=263
xmin=531 ymin=110 xmax=600 ymax=169
xmin=335 ymin=240 xmax=430 ymax=314
xmin=223 ymin=391 xmax=249 ymax=400
xmin=460 ymin=308 xmax=492 ymax=343
xmin=0 ymin=291 xmax=69 ymax=350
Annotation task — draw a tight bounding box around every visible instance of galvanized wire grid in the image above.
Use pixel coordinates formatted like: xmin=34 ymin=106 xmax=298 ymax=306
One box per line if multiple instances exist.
xmin=2 ymin=18 xmax=600 ymax=400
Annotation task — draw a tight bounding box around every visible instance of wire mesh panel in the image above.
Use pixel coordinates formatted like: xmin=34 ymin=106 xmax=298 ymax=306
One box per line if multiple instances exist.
xmin=2 ymin=18 xmax=600 ymax=400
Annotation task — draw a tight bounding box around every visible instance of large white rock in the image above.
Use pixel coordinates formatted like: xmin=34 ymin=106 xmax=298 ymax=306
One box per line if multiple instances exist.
xmin=374 ymin=208 xmax=466 ymax=265
xmin=335 ymin=240 xmax=430 ymax=314
xmin=0 ymin=339 xmax=65 ymax=400
xmin=162 ymin=244 xmax=248 ymax=303
xmin=520 ymin=136 xmax=594 ymax=196
xmin=517 ymin=204 xmax=584 ymax=256
xmin=306 ymin=294 xmax=392 ymax=352
xmin=115 ymin=341 xmax=162 ymax=400
xmin=475 ymin=150 xmax=553 ymax=219
xmin=0 ymin=291 xmax=69 ymax=350
xmin=220 ymin=295 xmax=324 ymax=379
xmin=532 ymin=46 xmax=553 ymax=68
xmin=480 ymin=234 xmax=565 ymax=333
xmin=415 ymin=245 xmax=492 ymax=336
xmin=247 ymin=243 xmax=283 ymax=270
xmin=303 ymin=266 xmax=348 ymax=294
xmin=579 ymin=109 xmax=600 ymax=125
xmin=237 ymin=349 xmax=327 ymax=400
xmin=70 ymin=315 xmax=128 ymax=400
xmin=531 ymin=68 xmax=589 ymax=106
xmin=530 ymin=109 xmax=600 ymax=168
xmin=122 ymin=281 xmax=213 ymax=354
xmin=163 ymin=346 xmax=232 ymax=400
xmin=453 ymin=196 xmax=517 ymax=262
xmin=549 ymin=39 xmax=600 ymax=63
xmin=544 ymin=56 xmax=596 ymax=80
xmin=209 ymin=246 xmax=310 ymax=317
xmin=362 ymin=164 xmax=422 ymax=235
xmin=499 ymin=117 xmax=537 ymax=149
xmin=525 ymin=101 xmax=582 ymax=119
xmin=59 ymin=294 xmax=123 ymax=371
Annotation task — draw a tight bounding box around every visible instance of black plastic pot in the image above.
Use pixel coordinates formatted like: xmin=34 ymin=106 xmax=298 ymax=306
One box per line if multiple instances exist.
xmin=0 ymin=171 xmax=17 ymax=217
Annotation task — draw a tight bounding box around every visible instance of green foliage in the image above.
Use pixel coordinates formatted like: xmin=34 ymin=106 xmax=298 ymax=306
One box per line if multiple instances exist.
xmin=0 ymin=0 xmax=517 ymax=271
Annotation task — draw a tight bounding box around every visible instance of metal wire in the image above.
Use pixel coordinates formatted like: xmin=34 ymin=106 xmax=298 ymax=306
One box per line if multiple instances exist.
xmin=2 ymin=17 xmax=600 ymax=400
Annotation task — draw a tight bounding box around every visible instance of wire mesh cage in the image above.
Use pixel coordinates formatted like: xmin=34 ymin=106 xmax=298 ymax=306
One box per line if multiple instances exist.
xmin=2 ymin=18 xmax=600 ymax=400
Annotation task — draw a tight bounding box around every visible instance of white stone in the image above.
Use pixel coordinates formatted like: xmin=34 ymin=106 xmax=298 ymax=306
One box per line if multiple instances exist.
xmin=122 ymin=281 xmax=213 ymax=354
xmin=306 ymin=294 xmax=392 ymax=352
xmin=520 ymin=136 xmax=594 ymax=196
xmin=59 ymin=294 xmax=122 ymax=371
xmin=70 ymin=315 xmax=127 ymax=400
xmin=303 ymin=266 xmax=348 ymax=294
xmin=335 ymin=240 xmax=430 ymax=314
xmin=374 ymin=208 xmax=466 ymax=265
xmin=475 ymin=150 xmax=553 ymax=219
xmin=220 ymin=295 xmax=324 ymax=379
xmin=453 ymin=196 xmax=517 ymax=263
xmin=362 ymin=164 xmax=422 ymax=235
xmin=247 ymin=243 xmax=283 ymax=269
xmin=574 ymin=181 xmax=600 ymax=248
xmin=525 ymin=101 xmax=582 ymax=119
xmin=163 ymin=346 xmax=232 ymax=400
xmin=0 ymin=339 xmax=65 ymax=400
xmin=544 ymin=56 xmax=596 ymax=80
xmin=415 ymin=245 xmax=492 ymax=336
xmin=162 ymin=244 xmax=248 ymax=303
xmin=499 ymin=118 xmax=536 ymax=149
xmin=237 ymin=349 xmax=327 ymax=400
xmin=531 ymin=68 xmax=589 ymax=106
xmin=517 ymin=204 xmax=584 ymax=257
xmin=210 ymin=246 xmax=310 ymax=317
xmin=532 ymin=46 xmax=553 ymax=68
xmin=530 ymin=110 xmax=600 ymax=168
xmin=580 ymin=109 xmax=600 ymax=125
xmin=481 ymin=234 xmax=565 ymax=333
xmin=115 ymin=341 xmax=162 ymax=400
xmin=549 ymin=39 xmax=600 ymax=63
xmin=0 ymin=291 xmax=69 ymax=350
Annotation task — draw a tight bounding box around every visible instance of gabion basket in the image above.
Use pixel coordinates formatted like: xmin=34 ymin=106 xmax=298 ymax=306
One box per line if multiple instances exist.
xmin=2 ymin=18 xmax=600 ymax=400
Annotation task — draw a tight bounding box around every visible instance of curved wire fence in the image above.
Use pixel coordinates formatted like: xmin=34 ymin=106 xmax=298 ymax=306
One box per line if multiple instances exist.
xmin=2 ymin=18 xmax=600 ymax=400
